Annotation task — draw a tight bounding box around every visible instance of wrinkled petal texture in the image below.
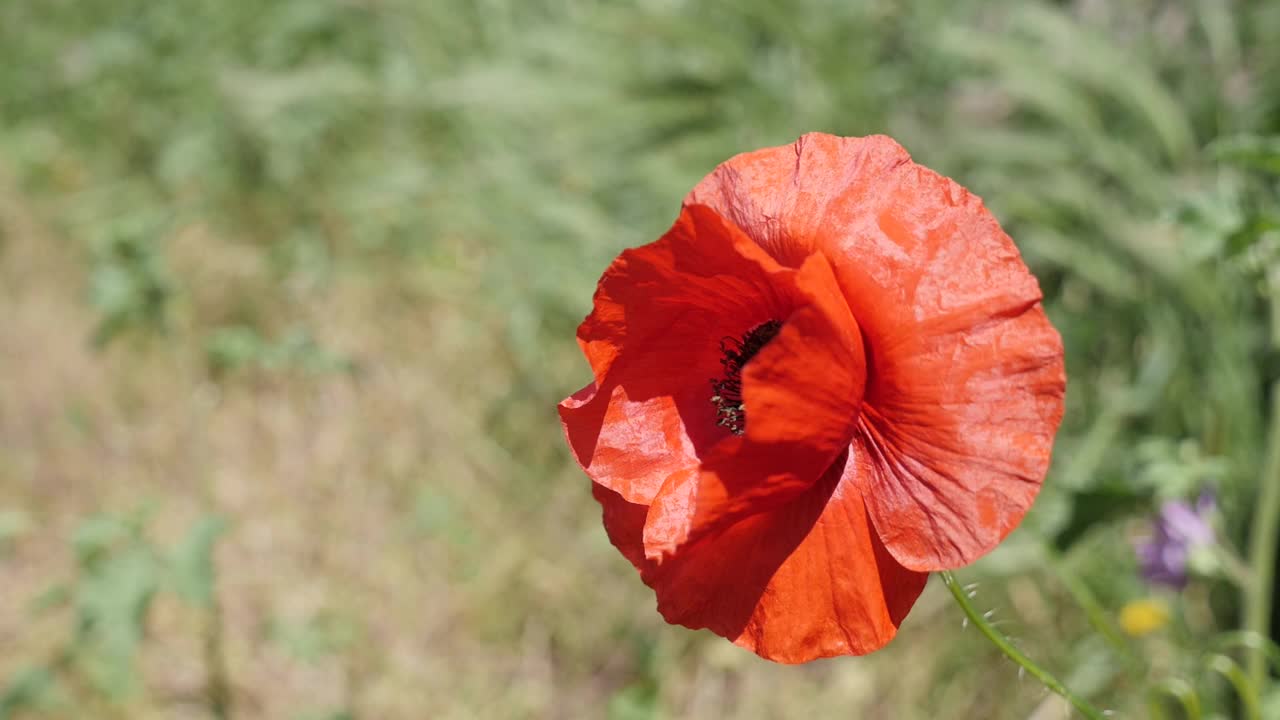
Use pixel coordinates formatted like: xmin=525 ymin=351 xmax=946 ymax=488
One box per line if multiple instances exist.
xmin=560 ymin=203 xmax=925 ymax=661
xmin=562 ymin=204 xmax=866 ymax=522
xmin=643 ymin=250 xmax=868 ymax=562
xmin=561 ymin=133 xmax=1064 ymax=663
xmin=686 ymin=132 xmax=1066 ymax=571
xmin=594 ymin=452 xmax=928 ymax=663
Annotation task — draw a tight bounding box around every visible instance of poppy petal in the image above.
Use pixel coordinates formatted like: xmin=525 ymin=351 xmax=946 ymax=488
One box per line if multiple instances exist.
xmin=686 ymin=132 xmax=1066 ymax=571
xmin=853 ymin=303 xmax=1064 ymax=570
xmin=563 ymin=204 xmax=866 ymax=511
xmin=641 ymin=251 xmax=867 ymax=559
xmin=576 ymin=204 xmax=805 ymax=394
xmin=559 ymin=381 xmax=704 ymax=505
xmin=739 ymin=251 xmax=867 ymax=448
xmin=685 ymin=133 xmax=914 ymax=270
xmin=558 ymin=205 xmax=794 ymax=505
xmin=594 ymin=452 xmax=928 ymax=663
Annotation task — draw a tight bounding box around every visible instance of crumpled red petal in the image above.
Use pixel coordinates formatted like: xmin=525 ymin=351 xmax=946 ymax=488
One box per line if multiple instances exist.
xmin=594 ymin=450 xmax=928 ymax=664
xmin=560 ymin=205 xmax=865 ymax=526
xmin=558 ymin=205 xmax=792 ymax=507
xmin=563 ymin=133 xmax=1065 ymax=663
xmin=687 ymin=132 xmax=1066 ymax=571
xmin=642 ymin=250 xmax=866 ymax=560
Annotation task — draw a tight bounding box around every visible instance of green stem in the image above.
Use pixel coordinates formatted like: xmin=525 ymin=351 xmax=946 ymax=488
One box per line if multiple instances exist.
xmin=940 ymin=571 xmax=1107 ymax=720
xmin=1206 ymin=653 xmax=1261 ymax=720
xmin=1244 ymin=378 xmax=1280 ymax=693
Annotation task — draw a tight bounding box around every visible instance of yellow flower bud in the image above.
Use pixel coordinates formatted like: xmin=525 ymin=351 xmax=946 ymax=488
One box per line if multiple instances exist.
xmin=1119 ymin=598 xmax=1170 ymax=637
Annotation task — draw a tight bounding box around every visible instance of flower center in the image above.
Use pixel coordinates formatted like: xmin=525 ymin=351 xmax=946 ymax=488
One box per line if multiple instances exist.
xmin=710 ymin=319 xmax=783 ymax=435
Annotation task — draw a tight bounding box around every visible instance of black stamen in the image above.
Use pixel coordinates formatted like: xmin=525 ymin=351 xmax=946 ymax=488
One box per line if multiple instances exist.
xmin=710 ymin=319 xmax=783 ymax=435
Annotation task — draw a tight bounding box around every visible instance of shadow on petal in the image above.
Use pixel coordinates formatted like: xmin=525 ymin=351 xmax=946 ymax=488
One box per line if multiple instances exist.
xmin=595 ymin=448 xmax=927 ymax=663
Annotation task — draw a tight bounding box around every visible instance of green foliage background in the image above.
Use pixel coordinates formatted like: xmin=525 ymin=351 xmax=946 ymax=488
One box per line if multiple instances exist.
xmin=2 ymin=0 xmax=1279 ymax=718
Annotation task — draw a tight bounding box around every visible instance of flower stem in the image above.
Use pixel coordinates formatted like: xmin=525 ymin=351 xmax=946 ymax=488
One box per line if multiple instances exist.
xmin=1244 ymin=378 xmax=1280 ymax=693
xmin=940 ymin=570 xmax=1107 ymax=720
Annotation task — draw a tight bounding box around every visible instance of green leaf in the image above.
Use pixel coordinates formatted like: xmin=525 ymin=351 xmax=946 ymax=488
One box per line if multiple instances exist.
xmin=1211 ymin=135 xmax=1280 ymax=174
xmin=75 ymin=546 xmax=159 ymax=697
xmin=86 ymin=223 xmax=174 ymax=347
xmin=167 ymin=514 xmax=228 ymax=608
xmin=206 ymin=325 xmax=267 ymax=374
xmin=0 ymin=667 xmax=59 ymax=718
xmin=1225 ymin=214 xmax=1280 ymax=257
xmin=608 ymin=683 xmax=658 ymax=720
xmin=72 ymin=514 xmax=130 ymax=568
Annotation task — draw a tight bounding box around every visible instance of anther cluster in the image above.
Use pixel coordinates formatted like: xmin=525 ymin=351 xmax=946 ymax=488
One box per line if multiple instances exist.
xmin=710 ymin=319 xmax=783 ymax=435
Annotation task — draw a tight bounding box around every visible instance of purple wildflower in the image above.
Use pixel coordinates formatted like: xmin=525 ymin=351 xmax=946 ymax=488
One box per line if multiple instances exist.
xmin=1134 ymin=491 xmax=1216 ymax=589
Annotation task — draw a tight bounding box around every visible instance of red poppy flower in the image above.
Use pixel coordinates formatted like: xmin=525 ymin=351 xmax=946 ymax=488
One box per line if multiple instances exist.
xmin=559 ymin=133 xmax=1065 ymax=663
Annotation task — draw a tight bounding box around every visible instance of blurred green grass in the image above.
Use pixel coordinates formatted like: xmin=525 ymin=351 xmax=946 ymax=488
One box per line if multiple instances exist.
xmin=2 ymin=0 xmax=1280 ymax=718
